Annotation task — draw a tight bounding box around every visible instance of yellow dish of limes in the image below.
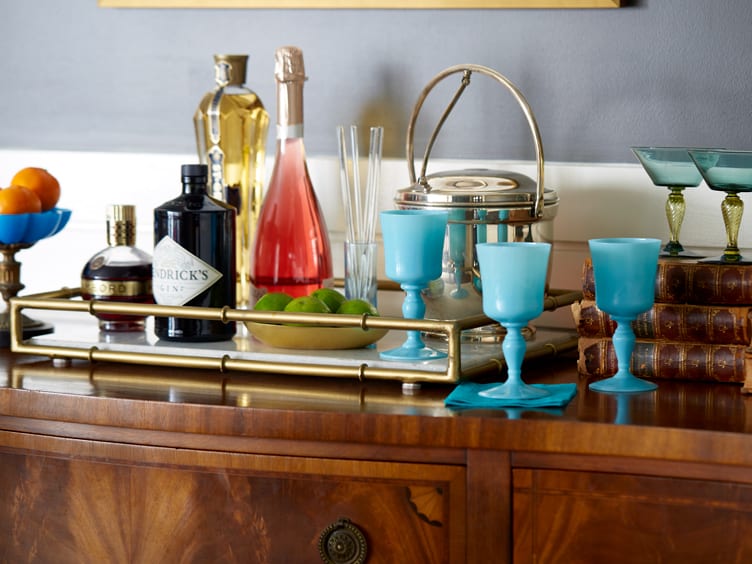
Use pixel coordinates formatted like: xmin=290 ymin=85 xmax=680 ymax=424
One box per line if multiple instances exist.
xmin=247 ymin=289 xmax=386 ymax=349
xmin=245 ymin=322 xmax=387 ymax=350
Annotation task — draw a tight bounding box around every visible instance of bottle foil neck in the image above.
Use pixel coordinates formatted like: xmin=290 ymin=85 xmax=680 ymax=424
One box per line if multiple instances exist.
xmin=276 ymin=81 xmax=304 ymax=134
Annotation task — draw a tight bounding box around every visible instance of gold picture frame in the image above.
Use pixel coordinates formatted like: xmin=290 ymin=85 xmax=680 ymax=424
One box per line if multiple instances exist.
xmin=98 ymin=1 xmax=622 ymax=9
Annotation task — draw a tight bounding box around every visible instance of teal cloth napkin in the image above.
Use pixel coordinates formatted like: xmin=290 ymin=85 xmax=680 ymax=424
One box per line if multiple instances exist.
xmin=444 ymin=382 xmax=577 ymax=409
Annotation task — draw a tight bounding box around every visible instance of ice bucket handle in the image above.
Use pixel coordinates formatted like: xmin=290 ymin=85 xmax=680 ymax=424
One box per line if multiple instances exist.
xmin=406 ymin=64 xmax=545 ymax=219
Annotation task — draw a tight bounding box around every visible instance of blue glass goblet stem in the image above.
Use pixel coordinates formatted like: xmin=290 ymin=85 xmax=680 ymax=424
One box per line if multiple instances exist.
xmin=611 ymin=315 xmax=640 ymax=382
xmin=400 ymin=283 xmax=430 ymax=354
xmin=590 ymin=315 xmax=656 ymax=393
xmin=481 ymin=321 xmax=549 ymax=400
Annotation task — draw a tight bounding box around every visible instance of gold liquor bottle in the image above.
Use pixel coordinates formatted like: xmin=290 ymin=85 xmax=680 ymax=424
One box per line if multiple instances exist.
xmin=194 ymin=54 xmax=269 ymax=308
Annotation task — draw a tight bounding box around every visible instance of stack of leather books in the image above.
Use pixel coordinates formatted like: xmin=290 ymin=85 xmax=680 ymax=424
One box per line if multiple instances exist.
xmin=573 ymin=257 xmax=752 ymax=391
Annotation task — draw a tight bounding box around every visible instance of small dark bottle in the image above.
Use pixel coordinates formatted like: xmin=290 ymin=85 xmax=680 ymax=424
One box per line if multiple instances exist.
xmin=81 ymin=204 xmax=153 ymax=332
xmin=153 ymin=164 xmax=237 ymax=342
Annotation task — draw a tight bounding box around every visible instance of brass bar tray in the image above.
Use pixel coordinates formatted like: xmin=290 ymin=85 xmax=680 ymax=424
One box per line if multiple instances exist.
xmin=9 ymin=288 xmax=580 ymax=385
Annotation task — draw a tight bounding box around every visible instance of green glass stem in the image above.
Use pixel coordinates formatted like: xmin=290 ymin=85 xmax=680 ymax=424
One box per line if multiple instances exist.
xmin=664 ymin=186 xmax=686 ymax=255
xmin=721 ymin=192 xmax=744 ymax=262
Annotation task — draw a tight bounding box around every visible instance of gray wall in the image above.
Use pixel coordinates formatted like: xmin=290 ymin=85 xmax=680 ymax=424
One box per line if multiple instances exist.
xmin=1 ymin=1 xmax=750 ymax=163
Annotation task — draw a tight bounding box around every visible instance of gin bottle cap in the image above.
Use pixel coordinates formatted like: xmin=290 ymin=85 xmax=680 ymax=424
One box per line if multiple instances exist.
xmin=181 ymin=164 xmax=208 ymax=182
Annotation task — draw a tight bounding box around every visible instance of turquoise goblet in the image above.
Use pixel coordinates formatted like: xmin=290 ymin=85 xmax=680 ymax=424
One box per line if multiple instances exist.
xmin=588 ymin=238 xmax=661 ymax=393
xmin=476 ymin=242 xmax=551 ymax=400
xmin=380 ymin=209 xmax=449 ymax=360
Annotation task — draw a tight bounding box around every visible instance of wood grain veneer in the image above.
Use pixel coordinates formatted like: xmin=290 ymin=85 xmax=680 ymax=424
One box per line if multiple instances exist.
xmin=0 ymin=350 xmax=750 ymax=562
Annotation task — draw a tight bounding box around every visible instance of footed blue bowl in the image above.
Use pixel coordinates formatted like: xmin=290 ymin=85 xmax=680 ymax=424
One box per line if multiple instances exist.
xmin=0 ymin=208 xmax=71 ymax=245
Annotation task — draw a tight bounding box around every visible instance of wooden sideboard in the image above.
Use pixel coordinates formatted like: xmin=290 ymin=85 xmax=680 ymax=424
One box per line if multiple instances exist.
xmin=0 ymin=349 xmax=751 ymax=563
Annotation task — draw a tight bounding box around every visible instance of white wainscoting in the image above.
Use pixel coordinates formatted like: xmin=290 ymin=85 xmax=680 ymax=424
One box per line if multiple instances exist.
xmin=0 ymin=149 xmax=739 ymax=328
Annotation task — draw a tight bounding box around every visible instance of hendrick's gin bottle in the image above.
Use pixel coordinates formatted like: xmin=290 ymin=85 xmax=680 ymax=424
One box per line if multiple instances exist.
xmin=153 ymin=164 xmax=236 ymax=342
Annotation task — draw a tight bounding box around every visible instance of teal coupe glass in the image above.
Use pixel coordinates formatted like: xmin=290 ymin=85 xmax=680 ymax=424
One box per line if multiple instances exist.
xmin=588 ymin=238 xmax=661 ymax=393
xmin=631 ymin=147 xmax=704 ymax=257
xmin=380 ymin=209 xmax=449 ymax=361
xmin=476 ymin=242 xmax=551 ymax=400
xmin=688 ymin=149 xmax=752 ymax=264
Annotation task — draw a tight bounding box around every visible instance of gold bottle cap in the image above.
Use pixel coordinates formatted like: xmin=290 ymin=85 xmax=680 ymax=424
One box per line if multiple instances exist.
xmin=213 ymin=54 xmax=248 ymax=87
xmin=274 ymin=46 xmax=306 ymax=83
xmin=106 ymin=204 xmax=136 ymax=247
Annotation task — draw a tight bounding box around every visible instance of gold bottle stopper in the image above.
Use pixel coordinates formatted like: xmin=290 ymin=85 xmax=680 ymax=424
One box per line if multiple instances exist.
xmin=213 ymin=54 xmax=248 ymax=87
xmin=106 ymin=204 xmax=136 ymax=247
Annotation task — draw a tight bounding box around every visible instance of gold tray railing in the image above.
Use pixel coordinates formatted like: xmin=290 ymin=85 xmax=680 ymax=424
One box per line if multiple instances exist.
xmin=9 ymin=288 xmax=581 ymax=385
xmin=8 ymin=360 xmax=453 ymax=415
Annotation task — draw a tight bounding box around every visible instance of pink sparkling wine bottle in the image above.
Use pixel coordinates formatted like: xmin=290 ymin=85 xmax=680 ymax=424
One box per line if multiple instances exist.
xmin=250 ymin=46 xmax=333 ymax=302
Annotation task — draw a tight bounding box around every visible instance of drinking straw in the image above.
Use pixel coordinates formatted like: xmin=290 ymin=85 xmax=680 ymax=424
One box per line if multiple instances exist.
xmin=337 ymin=124 xmax=383 ymax=244
xmin=365 ymin=126 xmax=383 ymax=243
xmin=337 ymin=125 xmax=355 ymax=243
xmin=349 ymin=125 xmax=363 ymax=241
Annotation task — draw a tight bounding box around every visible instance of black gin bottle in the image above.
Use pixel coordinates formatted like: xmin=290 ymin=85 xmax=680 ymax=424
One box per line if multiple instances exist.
xmin=81 ymin=204 xmax=153 ymax=332
xmin=153 ymin=164 xmax=236 ymax=342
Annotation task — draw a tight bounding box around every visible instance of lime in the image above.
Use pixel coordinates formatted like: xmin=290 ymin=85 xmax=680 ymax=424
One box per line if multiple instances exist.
xmin=336 ymin=298 xmax=379 ymax=316
xmin=311 ymin=288 xmax=347 ymax=313
xmin=283 ymin=296 xmax=332 ymax=314
xmin=253 ymin=291 xmax=293 ymax=311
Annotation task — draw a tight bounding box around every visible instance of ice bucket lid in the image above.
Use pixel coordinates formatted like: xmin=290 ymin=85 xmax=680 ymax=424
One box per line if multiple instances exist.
xmin=395 ymin=168 xmax=559 ymax=211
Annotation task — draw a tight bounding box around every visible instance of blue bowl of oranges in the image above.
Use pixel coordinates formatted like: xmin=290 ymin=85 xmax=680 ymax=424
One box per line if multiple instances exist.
xmin=0 ymin=167 xmax=71 ymax=245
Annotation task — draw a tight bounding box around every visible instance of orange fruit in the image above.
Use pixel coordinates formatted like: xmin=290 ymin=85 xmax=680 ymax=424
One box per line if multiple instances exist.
xmin=0 ymin=185 xmax=43 ymax=214
xmin=10 ymin=167 xmax=60 ymax=211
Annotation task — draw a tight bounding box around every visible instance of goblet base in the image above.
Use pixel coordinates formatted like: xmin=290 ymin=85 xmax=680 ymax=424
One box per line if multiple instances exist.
xmin=380 ymin=345 xmax=447 ymax=361
xmin=659 ymin=243 xmax=705 ymax=258
xmin=700 ymin=253 xmax=752 ymax=265
xmin=589 ymin=373 xmax=657 ymax=393
xmin=478 ymin=381 xmax=551 ymax=400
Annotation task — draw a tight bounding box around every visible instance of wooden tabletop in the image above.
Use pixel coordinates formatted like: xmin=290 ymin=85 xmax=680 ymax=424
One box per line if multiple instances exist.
xmin=1 ymin=348 xmax=751 ymax=470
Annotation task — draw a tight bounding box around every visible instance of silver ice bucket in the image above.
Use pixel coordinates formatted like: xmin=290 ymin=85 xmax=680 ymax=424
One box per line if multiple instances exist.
xmin=395 ymin=64 xmax=559 ymax=341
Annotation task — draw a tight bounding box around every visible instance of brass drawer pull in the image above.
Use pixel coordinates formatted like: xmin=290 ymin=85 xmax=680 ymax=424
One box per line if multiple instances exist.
xmin=318 ymin=518 xmax=368 ymax=564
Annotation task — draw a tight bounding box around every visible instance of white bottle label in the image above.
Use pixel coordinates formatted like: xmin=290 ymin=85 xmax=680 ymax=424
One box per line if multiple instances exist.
xmin=152 ymin=236 xmax=222 ymax=306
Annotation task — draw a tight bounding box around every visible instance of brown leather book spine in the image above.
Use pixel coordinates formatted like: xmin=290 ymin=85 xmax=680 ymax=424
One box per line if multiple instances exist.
xmin=582 ymin=258 xmax=752 ymax=305
xmin=577 ymin=337 xmax=748 ymax=383
xmin=572 ymin=300 xmax=752 ymax=345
